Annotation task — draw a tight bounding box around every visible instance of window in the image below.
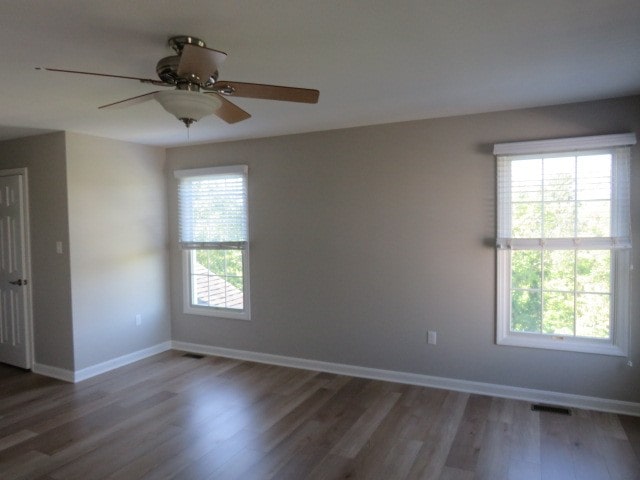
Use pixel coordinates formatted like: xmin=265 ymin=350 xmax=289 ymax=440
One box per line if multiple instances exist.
xmin=174 ymin=165 xmax=250 ymax=320
xmin=495 ymin=134 xmax=635 ymax=355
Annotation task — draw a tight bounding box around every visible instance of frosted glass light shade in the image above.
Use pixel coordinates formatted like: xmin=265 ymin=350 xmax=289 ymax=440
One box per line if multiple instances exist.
xmin=155 ymin=90 xmax=221 ymax=123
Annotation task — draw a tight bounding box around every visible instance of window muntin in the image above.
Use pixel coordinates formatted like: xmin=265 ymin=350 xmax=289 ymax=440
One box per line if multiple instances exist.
xmin=175 ymin=165 xmax=250 ymax=320
xmin=495 ymin=135 xmax=634 ymax=356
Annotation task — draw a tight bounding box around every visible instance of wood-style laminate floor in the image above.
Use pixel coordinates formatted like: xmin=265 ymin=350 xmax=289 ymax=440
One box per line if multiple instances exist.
xmin=0 ymin=350 xmax=639 ymax=480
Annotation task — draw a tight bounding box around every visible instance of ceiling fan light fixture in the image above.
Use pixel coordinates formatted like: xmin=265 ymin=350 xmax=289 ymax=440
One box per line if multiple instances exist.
xmin=154 ymin=90 xmax=221 ymax=127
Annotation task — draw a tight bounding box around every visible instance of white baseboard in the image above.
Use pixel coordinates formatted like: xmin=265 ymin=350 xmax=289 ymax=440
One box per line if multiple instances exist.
xmin=32 ymin=363 xmax=75 ymax=383
xmin=32 ymin=341 xmax=172 ymax=383
xmin=32 ymin=340 xmax=640 ymax=416
xmin=172 ymin=340 xmax=640 ymax=417
xmin=74 ymin=341 xmax=173 ymax=382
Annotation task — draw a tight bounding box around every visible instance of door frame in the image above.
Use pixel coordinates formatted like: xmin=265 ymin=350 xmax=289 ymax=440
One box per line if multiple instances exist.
xmin=0 ymin=167 xmax=34 ymax=369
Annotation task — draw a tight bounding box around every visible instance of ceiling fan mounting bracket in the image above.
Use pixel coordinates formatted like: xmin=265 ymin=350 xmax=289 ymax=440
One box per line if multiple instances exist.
xmin=168 ymin=36 xmax=206 ymax=54
xmin=158 ymin=36 xmax=219 ymax=87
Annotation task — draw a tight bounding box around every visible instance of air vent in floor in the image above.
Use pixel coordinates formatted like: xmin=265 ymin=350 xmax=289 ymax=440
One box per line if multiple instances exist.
xmin=531 ymin=404 xmax=572 ymax=415
xmin=182 ymin=352 xmax=205 ymax=359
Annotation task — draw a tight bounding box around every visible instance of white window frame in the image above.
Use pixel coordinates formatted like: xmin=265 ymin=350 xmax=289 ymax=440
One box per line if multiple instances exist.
xmin=494 ymin=134 xmax=635 ymax=356
xmin=174 ymin=165 xmax=251 ymax=321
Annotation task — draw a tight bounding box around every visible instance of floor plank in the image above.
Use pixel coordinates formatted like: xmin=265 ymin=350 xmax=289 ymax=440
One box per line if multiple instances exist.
xmin=0 ymin=351 xmax=638 ymax=480
xmin=620 ymin=415 xmax=640 ymax=462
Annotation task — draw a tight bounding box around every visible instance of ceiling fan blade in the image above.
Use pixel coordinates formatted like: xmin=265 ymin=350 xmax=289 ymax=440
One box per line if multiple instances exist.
xmin=205 ymin=93 xmax=251 ymax=124
xmin=213 ymin=81 xmax=319 ymax=104
xmin=98 ymin=91 xmax=160 ymax=110
xmin=177 ymin=44 xmax=227 ymax=83
xmin=41 ymin=67 xmax=166 ymax=85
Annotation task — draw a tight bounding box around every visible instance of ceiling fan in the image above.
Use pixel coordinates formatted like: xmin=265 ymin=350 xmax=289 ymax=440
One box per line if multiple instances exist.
xmin=41 ymin=35 xmax=319 ymax=128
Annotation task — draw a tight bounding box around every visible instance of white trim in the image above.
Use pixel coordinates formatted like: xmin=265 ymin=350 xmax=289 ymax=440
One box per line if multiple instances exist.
xmin=497 ymin=237 xmax=632 ymax=250
xmin=73 ymin=341 xmax=172 ymax=382
xmin=31 ymin=342 xmax=172 ymax=383
xmin=493 ymin=133 xmax=636 ymax=155
xmin=171 ymin=341 xmax=640 ymax=417
xmin=32 ymin=363 xmax=75 ymax=382
xmin=178 ymin=164 xmax=252 ymax=321
xmin=496 ymin=331 xmax=626 ymax=356
xmin=173 ymin=164 xmax=248 ymax=178
xmin=495 ymin=144 xmax=632 ymax=356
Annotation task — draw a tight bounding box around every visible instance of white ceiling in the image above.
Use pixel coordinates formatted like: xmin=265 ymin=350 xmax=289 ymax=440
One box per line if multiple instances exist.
xmin=1 ymin=0 xmax=639 ymax=147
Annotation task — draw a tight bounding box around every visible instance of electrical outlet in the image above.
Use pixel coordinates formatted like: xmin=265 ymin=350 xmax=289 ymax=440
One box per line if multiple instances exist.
xmin=135 ymin=314 xmax=142 ymax=326
xmin=427 ymin=330 xmax=437 ymax=345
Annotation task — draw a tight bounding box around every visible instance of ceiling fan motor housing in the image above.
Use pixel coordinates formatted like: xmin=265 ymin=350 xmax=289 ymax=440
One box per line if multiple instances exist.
xmin=156 ymin=56 xmax=180 ymax=84
xmin=156 ymin=56 xmax=218 ymax=87
xmin=168 ymin=35 xmax=206 ymax=53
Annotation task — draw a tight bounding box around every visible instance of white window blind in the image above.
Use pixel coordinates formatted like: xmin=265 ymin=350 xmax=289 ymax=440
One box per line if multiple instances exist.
xmin=495 ymin=134 xmax=635 ymax=251
xmin=174 ymin=165 xmax=248 ymax=250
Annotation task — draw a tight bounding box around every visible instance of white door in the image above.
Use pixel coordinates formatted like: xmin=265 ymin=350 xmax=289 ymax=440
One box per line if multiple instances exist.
xmin=0 ymin=172 xmax=32 ymax=369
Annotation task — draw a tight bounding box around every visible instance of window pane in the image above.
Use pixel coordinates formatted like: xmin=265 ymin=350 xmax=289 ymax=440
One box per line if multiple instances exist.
xmin=576 ymin=293 xmax=610 ymax=339
xmin=542 ymin=250 xmax=574 ymax=292
xmin=576 ymin=250 xmax=610 ymax=293
xmin=543 ymin=156 xmax=575 ymax=202
xmin=543 ymin=201 xmax=575 ymax=237
xmin=577 ymin=200 xmax=610 ymax=237
xmin=577 ymin=155 xmax=611 ymax=201
xmin=511 ymin=159 xmax=542 ymax=202
xmin=542 ymin=291 xmax=574 ymax=335
xmin=225 ymin=250 xmax=244 ymax=278
xmin=511 ymin=290 xmax=541 ymax=333
xmin=512 ymin=250 xmax=541 ymax=289
xmin=190 ymin=249 xmax=244 ymax=310
xmin=196 ymin=250 xmax=215 ymax=274
xmin=190 ymin=274 xmax=210 ymax=306
xmin=512 ymin=203 xmax=542 ymax=237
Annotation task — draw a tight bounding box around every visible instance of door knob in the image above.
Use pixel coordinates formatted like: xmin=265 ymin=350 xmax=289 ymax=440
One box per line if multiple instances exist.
xmin=9 ymin=279 xmax=27 ymax=286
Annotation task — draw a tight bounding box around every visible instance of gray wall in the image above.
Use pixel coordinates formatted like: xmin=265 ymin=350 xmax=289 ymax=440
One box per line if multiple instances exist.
xmin=167 ymin=96 xmax=640 ymax=403
xmin=0 ymin=132 xmax=75 ymax=370
xmin=0 ymin=131 xmax=171 ymax=373
xmin=66 ymin=133 xmax=170 ymax=370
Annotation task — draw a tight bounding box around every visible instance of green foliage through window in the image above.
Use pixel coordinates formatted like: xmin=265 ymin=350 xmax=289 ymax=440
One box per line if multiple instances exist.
xmin=509 ymin=154 xmax=613 ymax=340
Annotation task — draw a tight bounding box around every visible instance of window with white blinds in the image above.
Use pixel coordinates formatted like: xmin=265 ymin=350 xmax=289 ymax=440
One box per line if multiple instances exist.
xmin=174 ymin=165 xmax=250 ymax=320
xmin=494 ymin=133 xmax=635 ymax=356
xmin=175 ymin=165 xmax=248 ymax=250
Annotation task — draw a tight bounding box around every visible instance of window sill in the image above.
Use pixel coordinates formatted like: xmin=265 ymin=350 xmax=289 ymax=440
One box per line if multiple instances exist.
xmin=184 ymin=304 xmax=251 ymax=321
xmin=497 ymin=332 xmax=626 ymax=356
